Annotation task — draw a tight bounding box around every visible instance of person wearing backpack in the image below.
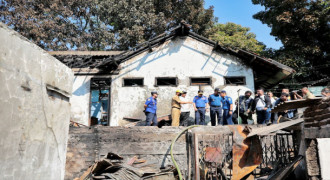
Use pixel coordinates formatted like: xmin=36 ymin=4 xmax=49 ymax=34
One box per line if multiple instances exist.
xmin=252 ymin=88 xmax=271 ymax=124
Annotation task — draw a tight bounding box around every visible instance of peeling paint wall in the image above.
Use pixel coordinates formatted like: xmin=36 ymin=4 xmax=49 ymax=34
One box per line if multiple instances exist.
xmin=0 ymin=23 xmax=74 ymax=180
xmin=110 ymin=37 xmax=254 ymax=126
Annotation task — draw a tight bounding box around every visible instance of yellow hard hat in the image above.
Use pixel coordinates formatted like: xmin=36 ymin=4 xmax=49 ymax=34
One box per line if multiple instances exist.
xmin=176 ymin=89 xmax=182 ymax=93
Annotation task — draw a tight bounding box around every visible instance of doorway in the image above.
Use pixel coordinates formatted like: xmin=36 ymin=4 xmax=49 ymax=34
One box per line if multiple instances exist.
xmin=90 ymin=78 xmax=111 ymax=126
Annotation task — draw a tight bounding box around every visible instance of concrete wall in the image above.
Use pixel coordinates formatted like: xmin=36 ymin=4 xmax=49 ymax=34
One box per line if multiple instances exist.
xmin=0 ymin=23 xmax=74 ymax=180
xmin=110 ymin=36 xmax=254 ymax=126
xmin=317 ymin=138 xmax=330 ymax=179
xmin=71 ymin=76 xmax=92 ymax=125
xmin=65 ymin=126 xmax=189 ymax=180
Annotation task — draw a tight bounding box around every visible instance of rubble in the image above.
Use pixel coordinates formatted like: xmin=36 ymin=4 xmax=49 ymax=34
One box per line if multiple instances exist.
xmin=267 ymin=155 xmax=303 ymax=180
xmin=77 ymin=152 xmax=176 ymax=180
xmin=66 ymin=97 xmax=330 ymax=180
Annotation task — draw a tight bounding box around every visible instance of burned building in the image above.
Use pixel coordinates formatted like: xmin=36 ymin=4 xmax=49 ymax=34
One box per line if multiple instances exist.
xmin=1 ymin=19 xmax=329 ymax=180
xmin=50 ymin=23 xmax=294 ymax=126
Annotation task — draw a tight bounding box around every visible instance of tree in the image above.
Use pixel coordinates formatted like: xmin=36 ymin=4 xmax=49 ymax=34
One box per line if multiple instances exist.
xmin=0 ymin=0 xmax=216 ymax=51
xmin=206 ymin=22 xmax=266 ymax=54
xmin=252 ymin=0 xmax=330 ymax=81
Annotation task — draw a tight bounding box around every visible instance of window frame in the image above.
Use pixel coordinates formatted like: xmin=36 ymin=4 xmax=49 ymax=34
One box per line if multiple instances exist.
xmin=224 ymin=76 xmax=246 ymax=86
xmin=122 ymin=78 xmax=144 ymax=87
xmin=155 ymin=77 xmax=178 ymax=87
xmin=190 ymin=77 xmax=212 ymax=86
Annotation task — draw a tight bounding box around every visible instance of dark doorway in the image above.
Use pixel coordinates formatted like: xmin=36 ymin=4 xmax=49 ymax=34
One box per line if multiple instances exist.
xmin=90 ymin=78 xmax=111 ymax=126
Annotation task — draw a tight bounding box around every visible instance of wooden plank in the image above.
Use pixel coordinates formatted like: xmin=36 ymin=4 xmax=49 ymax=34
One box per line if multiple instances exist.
xmin=272 ymin=98 xmax=322 ymax=113
xmin=247 ymin=119 xmax=304 ymax=137
xmin=268 ymin=155 xmax=303 ymax=180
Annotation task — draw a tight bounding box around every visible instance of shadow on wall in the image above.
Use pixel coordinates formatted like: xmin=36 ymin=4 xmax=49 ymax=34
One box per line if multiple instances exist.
xmin=72 ymin=76 xmax=90 ymax=96
xmin=181 ymin=43 xmax=246 ymax=78
xmin=111 ymin=37 xmax=185 ymax=83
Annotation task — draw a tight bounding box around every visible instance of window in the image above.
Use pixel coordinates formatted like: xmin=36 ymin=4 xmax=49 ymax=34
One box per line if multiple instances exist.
xmin=224 ymin=77 xmax=246 ymax=85
xmin=190 ymin=77 xmax=212 ymax=86
xmin=155 ymin=77 xmax=177 ymax=86
xmin=123 ymin=78 xmax=144 ymax=87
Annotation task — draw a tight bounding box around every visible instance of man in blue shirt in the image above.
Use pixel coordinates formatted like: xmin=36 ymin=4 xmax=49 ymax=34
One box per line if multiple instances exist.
xmin=208 ymin=88 xmax=222 ymax=126
xmin=193 ymin=90 xmax=209 ymax=125
xmin=144 ymin=91 xmax=158 ymax=126
xmin=220 ymin=90 xmax=234 ymax=125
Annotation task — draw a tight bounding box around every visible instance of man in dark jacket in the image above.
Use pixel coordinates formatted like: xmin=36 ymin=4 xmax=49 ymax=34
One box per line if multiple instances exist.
xmin=234 ymin=91 xmax=253 ymax=124
xmin=252 ymin=88 xmax=271 ymax=124
xmin=273 ymin=93 xmax=294 ymax=123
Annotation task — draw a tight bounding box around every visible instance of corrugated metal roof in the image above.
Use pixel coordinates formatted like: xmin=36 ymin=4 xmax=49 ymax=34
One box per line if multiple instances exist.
xmin=48 ymin=51 xmax=123 ymax=56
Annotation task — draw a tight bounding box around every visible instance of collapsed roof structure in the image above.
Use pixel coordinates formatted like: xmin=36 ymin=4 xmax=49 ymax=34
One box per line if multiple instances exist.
xmin=50 ymin=22 xmax=294 ymax=90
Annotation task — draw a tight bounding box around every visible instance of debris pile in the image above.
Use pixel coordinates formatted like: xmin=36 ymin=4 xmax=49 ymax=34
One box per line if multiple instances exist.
xmin=77 ymin=152 xmax=176 ymax=180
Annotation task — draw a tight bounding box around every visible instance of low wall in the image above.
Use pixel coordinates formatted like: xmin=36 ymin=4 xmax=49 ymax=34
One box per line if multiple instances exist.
xmin=65 ymin=126 xmax=189 ymax=180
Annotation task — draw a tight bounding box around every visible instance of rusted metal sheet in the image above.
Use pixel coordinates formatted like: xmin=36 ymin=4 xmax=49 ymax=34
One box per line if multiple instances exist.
xmin=77 ymin=152 xmax=175 ymax=180
xmin=229 ymin=126 xmax=263 ymax=180
xmin=204 ymin=147 xmax=222 ymax=163
xmin=190 ymin=126 xmax=299 ymax=179
xmin=272 ymin=98 xmax=322 ymax=113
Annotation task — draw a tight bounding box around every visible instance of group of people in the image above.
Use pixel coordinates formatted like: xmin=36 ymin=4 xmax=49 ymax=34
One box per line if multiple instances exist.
xmin=143 ymin=86 xmax=329 ymax=126
xmin=170 ymin=88 xmax=234 ymax=126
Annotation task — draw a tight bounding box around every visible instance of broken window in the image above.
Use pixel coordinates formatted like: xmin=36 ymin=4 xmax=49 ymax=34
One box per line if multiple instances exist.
xmin=224 ymin=77 xmax=246 ymax=85
xmin=123 ymin=78 xmax=144 ymax=87
xmin=90 ymin=78 xmax=111 ymax=126
xmin=155 ymin=77 xmax=177 ymax=86
xmin=190 ymin=77 xmax=212 ymax=86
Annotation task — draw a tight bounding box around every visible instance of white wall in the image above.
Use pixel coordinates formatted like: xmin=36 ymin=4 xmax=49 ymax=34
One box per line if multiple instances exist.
xmin=70 ymin=76 xmax=91 ymax=125
xmin=110 ymin=36 xmax=255 ymax=126
xmin=0 ymin=23 xmax=74 ymax=180
xmin=317 ymin=138 xmax=330 ymax=179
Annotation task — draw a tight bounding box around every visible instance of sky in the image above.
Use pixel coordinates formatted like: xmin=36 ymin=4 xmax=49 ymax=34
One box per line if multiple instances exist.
xmin=204 ymin=0 xmax=283 ymax=49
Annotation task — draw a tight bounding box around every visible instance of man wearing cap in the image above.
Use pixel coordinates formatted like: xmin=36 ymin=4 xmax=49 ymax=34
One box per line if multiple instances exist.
xmin=193 ymin=90 xmax=209 ymax=125
xmin=179 ymin=91 xmax=191 ymax=126
xmin=144 ymin=91 xmax=158 ymax=126
xmin=220 ymin=90 xmax=234 ymax=125
xmin=172 ymin=90 xmax=192 ymax=126
xmin=208 ymin=88 xmax=222 ymax=126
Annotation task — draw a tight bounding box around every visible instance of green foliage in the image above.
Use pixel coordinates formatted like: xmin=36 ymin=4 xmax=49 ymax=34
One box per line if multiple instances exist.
xmin=252 ymin=0 xmax=330 ymax=81
xmin=0 ymin=0 xmax=216 ymax=51
xmin=206 ymin=22 xmax=266 ymax=54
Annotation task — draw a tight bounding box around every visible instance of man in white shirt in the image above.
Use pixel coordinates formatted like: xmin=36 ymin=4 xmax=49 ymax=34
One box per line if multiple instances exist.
xmin=252 ymin=88 xmax=271 ymax=124
xmin=179 ymin=91 xmax=192 ymax=126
